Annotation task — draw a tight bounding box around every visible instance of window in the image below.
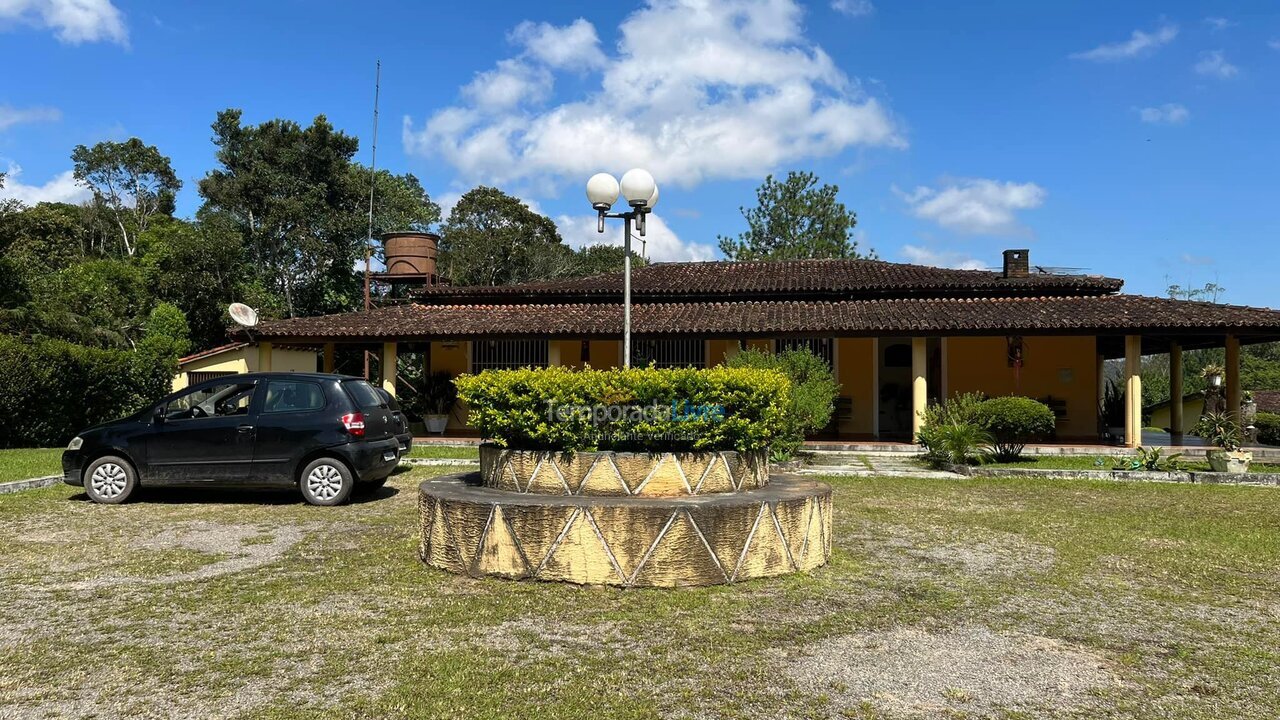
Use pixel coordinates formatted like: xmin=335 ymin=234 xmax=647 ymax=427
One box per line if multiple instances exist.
xmin=777 ymin=337 xmax=834 ymax=368
xmin=263 ymin=380 xmax=326 ymax=414
xmin=471 ymin=340 xmax=549 ymax=372
xmin=342 ymin=380 xmax=386 ymax=410
xmin=165 ymin=382 xmax=255 ymax=420
xmin=187 ymin=370 xmax=236 ymax=386
xmin=631 ymin=339 xmax=705 ymax=368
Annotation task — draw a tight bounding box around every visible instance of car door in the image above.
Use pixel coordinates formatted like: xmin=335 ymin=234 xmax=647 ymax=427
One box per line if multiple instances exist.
xmin=251 ymin=378 xmax=333 ymax=484
xmin=146 ymin=380 xmax=260 ymax=484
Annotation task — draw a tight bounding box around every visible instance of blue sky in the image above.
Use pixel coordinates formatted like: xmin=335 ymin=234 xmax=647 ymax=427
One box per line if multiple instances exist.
xmin=1 ymin=0 xmax=1277 ymax=306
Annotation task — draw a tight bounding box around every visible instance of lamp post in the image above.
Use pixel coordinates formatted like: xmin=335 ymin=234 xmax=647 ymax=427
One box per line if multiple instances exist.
xmin=586 ymin=169 xmax=659 ymax=369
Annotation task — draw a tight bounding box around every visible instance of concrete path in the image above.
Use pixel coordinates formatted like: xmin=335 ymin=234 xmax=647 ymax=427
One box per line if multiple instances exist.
xmin=797 ymin=451 xmax=964 ymax=479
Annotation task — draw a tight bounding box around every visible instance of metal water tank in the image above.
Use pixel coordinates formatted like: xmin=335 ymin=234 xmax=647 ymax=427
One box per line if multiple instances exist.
xmin=381 ymin=231 xmax=438 ymax=278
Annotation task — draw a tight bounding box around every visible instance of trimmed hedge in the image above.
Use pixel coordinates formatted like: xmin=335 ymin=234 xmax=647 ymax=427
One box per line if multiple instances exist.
xmin=0 ymin=334 xmax=175 ymax=448
xmin=724 ymin=347 xmax=840 ymax=458
xmin=972 ymin=395 xmax=1056 ymax=460
xmin=455 ymin=365 xmax=790 ymax=453
xmin=1257 ymin=411 xmax=1280 ymax=447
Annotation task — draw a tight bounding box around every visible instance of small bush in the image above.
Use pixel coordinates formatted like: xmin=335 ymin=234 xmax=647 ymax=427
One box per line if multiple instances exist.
xmin=724 ymin=348 xmax=840 ymax=459
xmin=455 ymin=365 xmax=790 ymax=453
xmin=1256 ymin=412 xmax=1280 ymax=447
xmin=972 ymin=396 xmax=1056 ymax=461
xmin=919 ymin=421 xmax=993 ymax=467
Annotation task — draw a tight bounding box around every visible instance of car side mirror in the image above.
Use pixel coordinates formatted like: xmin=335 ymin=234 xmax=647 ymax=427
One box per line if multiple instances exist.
xmin=153 ymin=407 xmax=166 ymax=424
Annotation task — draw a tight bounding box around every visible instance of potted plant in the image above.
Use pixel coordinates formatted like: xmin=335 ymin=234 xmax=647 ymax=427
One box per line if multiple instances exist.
xmin=1195 ymin=411 xmax=1251 ymax=473
xmin=1201 ymin=363 xmax=1225 ymax=388
xmin=422 ymin=372 xmax=458 ymax=434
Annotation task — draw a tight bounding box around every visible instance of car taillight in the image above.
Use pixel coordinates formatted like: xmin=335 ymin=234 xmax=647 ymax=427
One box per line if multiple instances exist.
xmin=341 ymin=412 xmax=365 ymax=437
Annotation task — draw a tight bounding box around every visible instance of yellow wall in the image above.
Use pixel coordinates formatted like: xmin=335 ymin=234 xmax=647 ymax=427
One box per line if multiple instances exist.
xmin=836 ymin=338 xmax=876 ymax=436
xmin=707 ymin=339 xmax=738 ymax=367
xmin=172 ymin=345 xmax=317 ymax=392
xmin=1149 ymin=396 xmax=1204 ymax=434
xmin=552 ymin=340 xmax=584 ymax=369
xmin=586 ymin=340 xmax=622 ymax=369
xmin=945 ymin=335 xmax=1098 ymax=439
xmin=428 ymin=341 xmax=472 ymax=430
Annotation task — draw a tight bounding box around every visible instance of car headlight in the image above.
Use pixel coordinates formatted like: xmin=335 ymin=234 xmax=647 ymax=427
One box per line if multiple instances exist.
xmin=67 ymin=437 xmax=83 ymax=451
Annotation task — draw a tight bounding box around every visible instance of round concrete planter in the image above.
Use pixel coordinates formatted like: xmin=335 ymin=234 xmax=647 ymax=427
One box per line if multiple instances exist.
xmin=1207 ymin=450 xmax=1252 ymax=473
xmin=419 ymin=472 xmax=831 ymax=587
xmin=478 ymin=445 xmax=769 ymax=497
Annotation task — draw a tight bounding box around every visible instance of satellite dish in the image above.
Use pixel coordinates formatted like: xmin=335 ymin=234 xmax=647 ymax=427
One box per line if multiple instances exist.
xmin=228 ymin=303 xmax=259 ymax=328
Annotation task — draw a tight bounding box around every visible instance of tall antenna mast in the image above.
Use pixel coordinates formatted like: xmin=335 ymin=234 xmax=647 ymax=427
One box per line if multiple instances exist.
xmin=363 ymin=59 xmax=381 ymax=314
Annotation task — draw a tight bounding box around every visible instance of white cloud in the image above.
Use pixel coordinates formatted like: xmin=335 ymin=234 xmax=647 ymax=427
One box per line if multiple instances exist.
xmin=1270 ymin=39 xmax=1280 ymax=51
xmin=462 ymin=59 xmax=553 ymax=110
xmin=0 ymin=0 xmax=127 ymax=45
xmin=899 ymin=244 xmax=985 ymax=270
xmin=897 ymin=178 xmax=1046 ymax=236
xmin=509 ymin=18 xmax=607 ymax=70
xmin=831 ymin=0 xmax=873 ymax=18
xmin=1180 ymin=253 xmax=1214 ymax=266
xmin=1194 ymin=50 xmax=1238 ymax=78
xmin=1070 ymin=23 xmax=1177 ymax=61
xmin=0 ymin=162 xmax=90 ymax=205
xmin=0 ymin=104 xmax=60 ymax=132
xmin=1138 ymin=103 xmax=1189 ymax=125
xmin=556 ymin=212 xmax=717 ymax=263
xmin=1203 ymin=17 xmax=1235 ymax=32
xmin=405 ymin=0 xmax=904 ymax=191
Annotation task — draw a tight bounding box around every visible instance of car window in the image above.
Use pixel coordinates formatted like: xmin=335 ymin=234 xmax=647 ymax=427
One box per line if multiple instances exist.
xmin=165 ymin=382 xmax=255 ymax=420
xmin=342 ymin=380 xmax=385 ymax=409
xmin=263 ymin=380 xmax=326 ymax=414
xmin=377 ymin=388 xmax=403 ymax=412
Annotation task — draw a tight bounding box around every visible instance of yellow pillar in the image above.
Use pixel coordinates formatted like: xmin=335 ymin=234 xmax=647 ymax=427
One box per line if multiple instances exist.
xmin=258 ymin=341 xmax=273 ymax=372
xmin=323 ymin=343 xmax=335 ymax=373
xmin=1226 ymin=334 xmax=1241 ymax=420
xmin=1124 ymin=335 xmax=1142 ymax=448
xmin=381 ymin=341 xmax=398 ymax=397
xmin=1169 ymin=342 xmax=1183 ymax=441
xmin=911 ymin=337 xmax=927 ymax=443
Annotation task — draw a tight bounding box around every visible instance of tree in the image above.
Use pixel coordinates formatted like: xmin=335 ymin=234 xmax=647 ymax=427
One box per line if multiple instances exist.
xmin=567 ymin=244 xmax=648 ymax=278
xmin=438 ymin=186 xmax=569 ymax=286
xmin=138 ymin=218 xmax=250 ymax=350
xmin=71 ymin=138 xmax=181 ymax=256
xmin=718 ymin=171 xmax=871 ymax=261
xmin=1166 ymin=280 xmax=1226 ymax=303
xmin=198 ymin=109 xmax=439 ymax=318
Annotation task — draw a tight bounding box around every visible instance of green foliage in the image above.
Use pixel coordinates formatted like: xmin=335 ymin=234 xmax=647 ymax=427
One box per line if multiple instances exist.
xmin=137 ymin=302 xmax=191 ymax=362
xmin=404 ymin=371 xmax=458 ymax=420
xmin=724 ymin=347 xmax=840 ymax=458
xmin=717 ymin=171 xmax=871 ymax=261
xmin=917 ymin=393 xmax=990 ymax=466
xmin=1255 ymin=412 xmax=1280 ymax=447
xmin=1099 ymin=378 xmax=1125 ymax=428
xmin=1196 ymin=411 xmax=1243 ymax=452
xmin=33 ymin=258 xmax=149 ymax=348
xmin=438 ymin=186 xmax=568 ymax=286
xmin=455 ymin=366 xmax=790 ymax=453
xmin=138 ymin=218 xmax=249 ymax=349
xmin=72 ymin=138 xmax=181 ymax=256
xmin=972 ymin=396 xmax=1056 ymax=461
xmin=0 ymin=334 xmax=173 ymax=447
xmin=567 ymin=244 xmax=648 ymax=278
xmin=1114 ymin=446 xmax=1183 ymax=471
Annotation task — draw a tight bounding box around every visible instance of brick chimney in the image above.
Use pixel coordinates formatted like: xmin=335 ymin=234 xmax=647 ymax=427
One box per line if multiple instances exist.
xmin=1003 ymin=249 xmax=1030 ymax=278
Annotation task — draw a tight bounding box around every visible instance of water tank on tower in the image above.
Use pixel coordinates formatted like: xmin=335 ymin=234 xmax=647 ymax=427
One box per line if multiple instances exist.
xmin=376 ymin=231 xmax=439 ymax=287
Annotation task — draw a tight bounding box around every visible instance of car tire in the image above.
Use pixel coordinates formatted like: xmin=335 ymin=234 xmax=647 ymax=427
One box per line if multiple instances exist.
xmin=299 ymin=457 xmax=354 ymax=506
xmin=83 ymin=455 xmax=137 ymax=504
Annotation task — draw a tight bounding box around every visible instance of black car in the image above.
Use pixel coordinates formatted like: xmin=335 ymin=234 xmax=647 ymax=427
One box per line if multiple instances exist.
xmin=62 ymin=372 xmax=402 ymax=506
xmin=376 ymin=388 xmax=414 ymax=455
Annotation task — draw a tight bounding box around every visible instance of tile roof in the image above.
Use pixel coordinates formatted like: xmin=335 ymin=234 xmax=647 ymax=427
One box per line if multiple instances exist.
xmin=415 ymin=258 xmax=1124 ymax=303
xmin=248 ymin=295 xmax=1280 ymax=341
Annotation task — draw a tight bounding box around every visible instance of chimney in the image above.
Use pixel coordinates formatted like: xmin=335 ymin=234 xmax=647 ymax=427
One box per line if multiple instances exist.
xmin=1002 ymin=249 xmax=1030 ymax=279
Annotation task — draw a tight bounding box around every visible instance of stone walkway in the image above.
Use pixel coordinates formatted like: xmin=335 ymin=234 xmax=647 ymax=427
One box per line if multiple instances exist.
xmin=796 ymin=451 xmax=963 ymax=479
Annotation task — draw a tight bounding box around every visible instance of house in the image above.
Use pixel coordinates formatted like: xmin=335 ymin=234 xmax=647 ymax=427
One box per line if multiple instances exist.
xmin=173 ymin=342 xmax=318 ymax=392
xmin=237 ymin=246 xmax=1280 ymax=447
xmin=1149 ymin=389 xmax=1280 ymax=435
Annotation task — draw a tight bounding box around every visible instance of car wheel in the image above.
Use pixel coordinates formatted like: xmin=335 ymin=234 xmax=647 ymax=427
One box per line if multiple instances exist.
xmin=84 ymin=455 xmax=137 ymax=504
xmin=299 ymin=458 xmax=354 ymax=506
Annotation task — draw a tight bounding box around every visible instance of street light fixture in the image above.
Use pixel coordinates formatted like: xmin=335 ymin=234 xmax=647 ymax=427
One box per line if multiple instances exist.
xmin=586 ymin=169 xmax=658 ymax=369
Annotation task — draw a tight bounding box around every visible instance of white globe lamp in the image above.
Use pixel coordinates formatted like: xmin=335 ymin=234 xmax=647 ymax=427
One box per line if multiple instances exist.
xmin=619 ymin=168 xmax=656 ymax=209
xmin=586 ymin=173 xmax=620 ymax=211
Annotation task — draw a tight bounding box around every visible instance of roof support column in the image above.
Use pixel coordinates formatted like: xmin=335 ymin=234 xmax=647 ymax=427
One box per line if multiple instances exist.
xmin=381 ymin=341 xmax=398 ymax=397
xmin=1169 ymin=342 xmax=1183 ymax=444
xmin=1226 ymin=334 xmax=1241 ymax=421
xmin=323 ymin=343 xmax=335 ymax=374
xmin=912 ymin=337 xmax=927 ymax=444
xmin=1124 ymin=335 xmax=1142 ymax=448
xmin=258 ymin=341 xmax=273 ymax=373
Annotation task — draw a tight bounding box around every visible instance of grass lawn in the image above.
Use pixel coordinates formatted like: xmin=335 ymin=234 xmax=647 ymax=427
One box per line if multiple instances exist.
xmin=3 ymin=467 xmax=1280 ymax=718
xmin=0 ymin=448 xmax=63 ymax=483
xmin=406 ymin=444 xmax=479 ymax=460
xmin=983 ymin=454 xmax=1280 ymax=473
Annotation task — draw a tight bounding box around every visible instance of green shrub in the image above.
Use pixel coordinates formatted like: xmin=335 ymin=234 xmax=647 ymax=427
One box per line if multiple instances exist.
xmin=455 ymin=365 xmax=790 ymax=453
xmin=1257 ymin=412 xmax=1280 ymax=447
xmin=0 ymin=334 xmax=174 ymax=447
xmin=972 ymin=396 xmax=1056 ymax=461
xmin=724 ymin=348 xmax=840 ymax=459
xmin=918 ymin=421 xmax=993 ymax=467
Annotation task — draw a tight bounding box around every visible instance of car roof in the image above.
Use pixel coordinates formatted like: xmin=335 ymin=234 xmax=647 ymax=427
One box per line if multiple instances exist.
xmin=236 ymin=372 xmax=365 ymax=381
